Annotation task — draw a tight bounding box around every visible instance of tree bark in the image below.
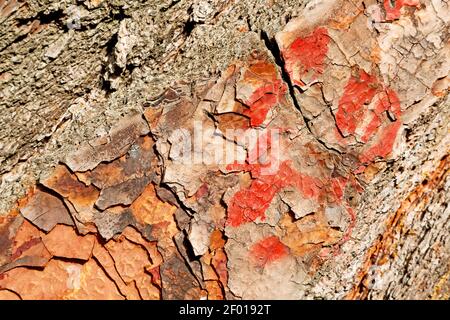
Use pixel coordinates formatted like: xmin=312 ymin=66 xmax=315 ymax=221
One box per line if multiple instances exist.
xmin=0 ymin=0 xmax=448 ymax=300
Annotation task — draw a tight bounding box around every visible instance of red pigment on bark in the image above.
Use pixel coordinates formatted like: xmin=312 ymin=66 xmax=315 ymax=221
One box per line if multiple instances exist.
xmin=384 ymin=0 xmax=419 ymax=20
xmin=376 ymin=88 xmax=401 ymax=123
xmin=242 ymin=81 xmax=286 ymax=128
xmin=243 ymin=83 xmax=279 ymax=106
xmin=226 ymin=130 xmax=352 ymax=226
xmin=239 ymin=60 xmax=286 ymax=127
xmin=359 ymin=121 xmax=401 ymax=164
xmin=331 ymin=177 xmax=348 ymax=202
xmin=244 ymin=93 xmax=279 ymax=127
xmin=361 ymin=113 xmax=382 ymax=143
xmin=226 ymin=160 xmax=324 ymax=226
xmin=361 ymin=89 xmax=401 ymax=143
xmin=11 ymin=237 xmax=41 ymax=260
xmin=335 ymin=70 xmax=402 ymax=164
xmin=249 ymin=236 xmax=289 ymax=267
xmin=335 ymin=70 xmax=379 ymax=137
xmin=282 ymin=27 xmax=330 ymax=86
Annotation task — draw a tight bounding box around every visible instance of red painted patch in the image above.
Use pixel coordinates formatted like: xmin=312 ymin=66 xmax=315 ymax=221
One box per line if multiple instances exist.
xmin=244 ymin=92 xmax=279 ymax=127
xmin=241 ymin=81 xmax=286 ymax=128
xmin=384 ymin=0 xmax=419 ymax=20
xmin=226 ymin=130 xmax=353 ymax=227
xmin=282 ymin=27 xmax=330 ymax=87
xmin=330 ymin=176 xmax=348 ymax=202
xmin=362 ymin=89 xmax=401 ymax=143
xmin=335 ymin=70 xmax=402 ymax=165
xmin=226 ymin=160 xmax=323 ymax=227
xmin=238 ymin=60 xmax=287 ymax=127
xmin=249 ymin=236 xmax=289 ymax=267
xmin=361 ymin=113 xmax=382 ymax=143
xmin=359 ymin=121 xmax=401 ymax=164
xmin=377 ymin=88 xmax=401 ymax=117
xmin=243 ymin=82 xmax=280 ymax=106
xmin=335 ymin=70 xmax=379 ymax=137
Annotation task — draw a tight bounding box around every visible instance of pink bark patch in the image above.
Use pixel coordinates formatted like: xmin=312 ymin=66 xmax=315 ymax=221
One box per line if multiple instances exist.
xmin=249 ymin=236 xmax=289 ymax=267
xmin=282 ymin=27 xmax=330 ymax=87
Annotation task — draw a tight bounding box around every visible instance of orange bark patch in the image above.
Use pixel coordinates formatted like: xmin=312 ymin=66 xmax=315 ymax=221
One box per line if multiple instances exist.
xmin=105 ymin=237 xmax=152 ymax=284
xmin=103 ymin=232 xmax=160 ymax=299
xmin=0 ymin=259 xmax=103 ymax=300
xmin=211 ymin=248 xmax=228 ymax=285
xmin=11 ymin=219 xmax=41 ymax=259
xmin=41 ymin=225 xmax=95 ymax=261
xmin=130 ymin=184 xmax=177 ymax=226
xmin=205 ymin=280 xmax=224 ymax=300
xmin=0 ymin=290 xmax=20 ymax=300
xmin=121 ymin=226 xmax=163 ymax=268
xmin=42 ymin=165 xmax=99 ymax=219
xmin=130 ymin=184 xmax=178 ymax=251
xmin=65 ymin=259 xmax=124 ymax=300
xmin=215 ymin=113 xmax=250 ymax=132
xmin=209 ymin=229 xmax=226 ymax=250
xmin=92 ymin=239 xmax=141 ymax=300
xmin=277 ymin=213 xmax=342 ymax=258
xmin=0 ymin=219 xmax=52 ymax=271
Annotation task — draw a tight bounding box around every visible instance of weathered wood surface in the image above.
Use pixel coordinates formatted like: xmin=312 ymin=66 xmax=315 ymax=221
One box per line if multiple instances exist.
xmin=0 ymin=0 xmax=448 ymax=299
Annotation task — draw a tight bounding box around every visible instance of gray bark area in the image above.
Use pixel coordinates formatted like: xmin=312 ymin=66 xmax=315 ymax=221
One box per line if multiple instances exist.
xmin=1 ymin=0 xmax=303 ymax=212
xmin=0 ymin=0 xmax=448 ymax=299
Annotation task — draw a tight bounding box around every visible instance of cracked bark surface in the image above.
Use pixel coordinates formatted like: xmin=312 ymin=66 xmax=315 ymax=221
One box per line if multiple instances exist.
xmin=0 ymin=0 xmax=449 ymax=300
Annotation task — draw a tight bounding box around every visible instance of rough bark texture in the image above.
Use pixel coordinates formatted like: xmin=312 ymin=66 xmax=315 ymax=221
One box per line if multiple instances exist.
xmin=0 ymin=0 xmax=448 ymax=300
